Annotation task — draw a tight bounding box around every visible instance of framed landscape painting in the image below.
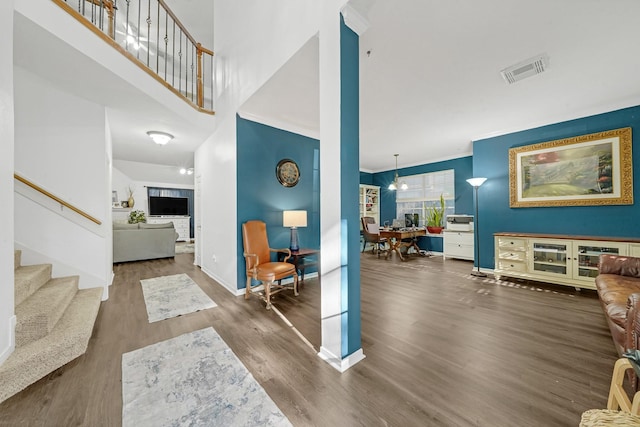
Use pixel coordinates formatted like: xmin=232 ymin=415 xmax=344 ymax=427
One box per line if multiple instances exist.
xmin=509 ymin=127 xmax=633 ymax=207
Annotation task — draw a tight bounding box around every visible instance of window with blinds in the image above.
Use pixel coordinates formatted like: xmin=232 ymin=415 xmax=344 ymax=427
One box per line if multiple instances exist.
xmin=395 ymin=169 xmax=455 ymax=227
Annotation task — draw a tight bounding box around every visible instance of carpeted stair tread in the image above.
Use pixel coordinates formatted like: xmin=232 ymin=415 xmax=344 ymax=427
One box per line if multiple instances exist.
xmin=14 ymin=250 xmax=21 ymax=270
xmin=0 ymin=287 xmax=103 ymax=404
xmin=15 ymin=276 xmax=79 ymax=347
xmin=14 ymin=264 xmax=52 ymax=306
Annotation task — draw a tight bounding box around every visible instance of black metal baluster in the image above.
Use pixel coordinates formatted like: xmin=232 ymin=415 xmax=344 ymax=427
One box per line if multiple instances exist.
xmin=99 ymin=1 xmax=104 ymax=32
xmin=136 ymin=0 xmax=141 ymax=59
xmin=112 ymin=0 xmax=118 ymax=41
xmin=172 ymin=22 xmax=176 ymax=86
xmin=155 ymin=0 xmax=160 ymax=73
xmin=163 ymin=12 xmax=168 ymax=81
xmin=191 ymin=43 xmax=195 ymax=101
xmin=178 ymin=30 xmax=182 ymax=94
xmin=124 ymin=0 xmax=131 ymax=51
xmin=146 ymin=0 xmax=150 ymax=66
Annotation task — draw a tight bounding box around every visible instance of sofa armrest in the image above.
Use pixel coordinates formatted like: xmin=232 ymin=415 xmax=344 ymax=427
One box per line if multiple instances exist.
xmin=627 ymin=294 xmax=640 ymax=352
xmin=600 ymin=254 xmax=640 ymax=278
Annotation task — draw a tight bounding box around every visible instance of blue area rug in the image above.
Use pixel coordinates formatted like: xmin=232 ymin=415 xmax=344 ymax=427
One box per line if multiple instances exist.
xmin=122 ymin=327 xmax=292 ymax=427
xmin=140 ymin=273 xmax=216 ymax=323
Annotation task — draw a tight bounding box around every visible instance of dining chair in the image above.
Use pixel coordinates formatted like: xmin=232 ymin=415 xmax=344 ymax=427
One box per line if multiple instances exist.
xmin=361 ymin=217 xmax=389 ymax=259
xmin=242 ymin=220 xmax=299 ymax=309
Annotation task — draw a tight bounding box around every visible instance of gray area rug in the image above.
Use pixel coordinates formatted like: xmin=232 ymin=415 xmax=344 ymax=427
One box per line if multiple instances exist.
xmin=140 ymin=273 xmax=217 ymax=323
xmin=122 ymin=328 xmax=292 ymax=427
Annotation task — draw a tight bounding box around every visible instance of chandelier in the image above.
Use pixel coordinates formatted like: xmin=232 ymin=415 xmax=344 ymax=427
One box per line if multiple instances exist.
xmin=388 ymin=154 xmax=408 ymax=191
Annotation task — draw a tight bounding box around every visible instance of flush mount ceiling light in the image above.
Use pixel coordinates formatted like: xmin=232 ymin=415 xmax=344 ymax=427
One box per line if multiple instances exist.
xmin=179 ymin=168 xmax=194 ymax=175
xmin=147 ymin=131 xmax=173 ymax=145
xmin=388 ymin=154 xmax=408 ymax=191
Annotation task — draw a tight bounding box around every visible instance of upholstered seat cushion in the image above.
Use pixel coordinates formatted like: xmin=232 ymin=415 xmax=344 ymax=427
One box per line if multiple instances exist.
xmin=256 ymin=262 xmax=297 ymax=281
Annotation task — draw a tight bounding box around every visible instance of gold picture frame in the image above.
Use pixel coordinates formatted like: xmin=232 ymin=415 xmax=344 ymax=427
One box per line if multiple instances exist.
xmin=509 ymin=127 xmax=633 ymax=207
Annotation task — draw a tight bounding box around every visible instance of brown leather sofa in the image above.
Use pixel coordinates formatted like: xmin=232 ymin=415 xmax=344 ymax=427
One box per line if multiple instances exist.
xmin=595 ymin=254 xmax=640 ymax=357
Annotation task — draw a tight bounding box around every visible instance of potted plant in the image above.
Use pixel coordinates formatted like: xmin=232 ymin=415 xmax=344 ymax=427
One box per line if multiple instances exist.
xmin=426 ymin=194 xmax=445 ymax=234
xmin=128 ymin=209 xmax=146 ymax=224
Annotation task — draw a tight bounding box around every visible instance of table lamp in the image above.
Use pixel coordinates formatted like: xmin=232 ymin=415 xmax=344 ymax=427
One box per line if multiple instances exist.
xmin=283 ymin=210 xmax=307 ymax=251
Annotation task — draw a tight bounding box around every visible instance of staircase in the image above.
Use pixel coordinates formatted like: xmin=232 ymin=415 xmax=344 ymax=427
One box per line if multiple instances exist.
xmin=0 ymin=250 xmax=103 ymax=403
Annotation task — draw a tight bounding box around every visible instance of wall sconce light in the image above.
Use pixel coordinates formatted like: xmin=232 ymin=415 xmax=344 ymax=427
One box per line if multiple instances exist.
xmin=147 ymin=131 xmax=173 ymax=145
xmin=283 ymin=210 xmax=307 ymax=251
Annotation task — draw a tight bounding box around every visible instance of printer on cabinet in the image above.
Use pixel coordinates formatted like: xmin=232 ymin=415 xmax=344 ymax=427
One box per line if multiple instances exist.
xmin=446 ymin=215 xmax=474 ymax=231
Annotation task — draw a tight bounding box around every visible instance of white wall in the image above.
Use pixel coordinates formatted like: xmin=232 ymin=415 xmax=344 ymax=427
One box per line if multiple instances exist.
xmin=0 ymin=0 xmax=16 ymax=365
xmin=14 ymin=0 xmax=214 ymax=133
xmin=196 ymin=0 xmax=321 ymax=291
xmin=112 ymin=160 xmax=194 ymax=222
xmin=14 ymin=67 xmax=110 ymax=292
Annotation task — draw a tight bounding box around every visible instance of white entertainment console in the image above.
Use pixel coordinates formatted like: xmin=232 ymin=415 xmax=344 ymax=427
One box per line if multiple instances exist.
xmin=147 ymin=216 xmax=191 ymax=242
xmin=494 ymin=232 xmax=640 ymax=290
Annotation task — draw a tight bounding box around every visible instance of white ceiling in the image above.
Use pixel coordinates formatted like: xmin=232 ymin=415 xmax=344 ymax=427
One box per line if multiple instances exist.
xmin=241 ymin=0 xmax=640 ymax=172
xmin=14 ymin=0 xmax=640 ymax=174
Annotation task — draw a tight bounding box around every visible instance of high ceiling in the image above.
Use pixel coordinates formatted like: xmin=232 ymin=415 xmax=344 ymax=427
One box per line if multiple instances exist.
xmin=14 ymin=0 xmax=640 ymax=174
xmin=241 ymin=0 xmax=640 ymax=172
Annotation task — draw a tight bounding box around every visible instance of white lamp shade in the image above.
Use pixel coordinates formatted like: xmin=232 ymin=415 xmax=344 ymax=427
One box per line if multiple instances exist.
xmin=466 ymin=177 xmax=487 ymax=187
xmin=283 ymin=210 xmax=307 ymax=228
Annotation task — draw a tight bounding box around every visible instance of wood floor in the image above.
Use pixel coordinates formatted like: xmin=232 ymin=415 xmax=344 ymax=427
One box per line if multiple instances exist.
xmin=0 ymin=251 xmax=618 ymax=426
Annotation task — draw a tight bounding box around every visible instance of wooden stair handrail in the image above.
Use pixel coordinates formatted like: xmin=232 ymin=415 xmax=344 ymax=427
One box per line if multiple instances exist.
xmin=14 ymin=174 xmax=102 ymax=225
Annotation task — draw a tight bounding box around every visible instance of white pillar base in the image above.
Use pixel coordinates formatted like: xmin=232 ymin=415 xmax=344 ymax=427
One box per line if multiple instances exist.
xmin=318 ymin=347 xmax=366 ymax=373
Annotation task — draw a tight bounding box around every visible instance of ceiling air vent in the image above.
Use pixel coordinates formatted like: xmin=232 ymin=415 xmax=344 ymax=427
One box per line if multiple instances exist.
xmin=500 ymin=54 xmax=549 ymax=84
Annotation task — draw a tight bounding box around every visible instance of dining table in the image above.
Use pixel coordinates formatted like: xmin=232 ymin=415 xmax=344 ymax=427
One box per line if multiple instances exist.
xmin=379 ymin=227 xmax=427 ymax=261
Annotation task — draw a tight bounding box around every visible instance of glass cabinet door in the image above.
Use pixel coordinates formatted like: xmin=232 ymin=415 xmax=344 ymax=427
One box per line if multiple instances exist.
xmin=574 ymin=242 xmax=627 ymax=280
xmin=531 ymin=241 xmax=569 ymax=278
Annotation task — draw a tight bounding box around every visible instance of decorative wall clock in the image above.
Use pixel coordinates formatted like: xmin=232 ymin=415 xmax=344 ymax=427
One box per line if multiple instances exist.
xmin=276 ymin=158 xmax=300 ymax=187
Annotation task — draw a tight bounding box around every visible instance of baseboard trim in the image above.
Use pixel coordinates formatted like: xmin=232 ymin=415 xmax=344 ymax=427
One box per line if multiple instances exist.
xmin=0 ymin=315 xmax=17 ymax=365
xmin=200 ymin=268 xmax=319 ymax=298
xmin=201 ymin=266 xmax=244 ymax=296
xmin=318 ymin=347 xmax=366 ymax=373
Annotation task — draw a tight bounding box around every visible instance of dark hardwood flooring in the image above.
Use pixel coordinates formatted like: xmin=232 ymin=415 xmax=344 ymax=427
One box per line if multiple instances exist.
xmin=0 ymin=251 xmax=618 ymax=426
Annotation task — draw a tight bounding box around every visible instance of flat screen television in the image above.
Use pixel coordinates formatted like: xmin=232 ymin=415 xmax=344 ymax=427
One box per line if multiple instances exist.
xmin=149 ymin=196 xmax=189 ymax=216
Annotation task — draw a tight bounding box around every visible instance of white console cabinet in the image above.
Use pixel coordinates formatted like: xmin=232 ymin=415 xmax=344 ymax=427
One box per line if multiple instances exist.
xmin=443 ymin=231 xmax=474 ymax=260
xmin=494 ymin=233 xmax=640 ymax=290
xmin=148 ymin=216 xmax=191 ymax=242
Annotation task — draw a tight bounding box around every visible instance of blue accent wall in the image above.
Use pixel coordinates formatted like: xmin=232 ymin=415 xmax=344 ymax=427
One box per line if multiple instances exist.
xmin=371 ymin=156 xmax=474 ymax=224
xmin=359 ymin=171 xmax=374 ymax=185
xmin=236 ymin=116 xmax=320 ymax=289
xmin=363 ymin=156 xmax=474 ymax=253
xmin=340 ymin=16 xmax=362 ymax=357
xmin=473 ymin=105 xmax=640 ymax=269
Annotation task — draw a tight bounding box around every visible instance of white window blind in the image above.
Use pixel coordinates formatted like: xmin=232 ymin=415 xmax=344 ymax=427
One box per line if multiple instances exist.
xmin=394 ymin=169 xmax=455 ymax=227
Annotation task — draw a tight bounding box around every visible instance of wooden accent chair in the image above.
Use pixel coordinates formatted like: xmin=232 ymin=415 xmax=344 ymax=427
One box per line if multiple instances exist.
xmin=580 ymin=357 xmax=640 ymax=425
xmin=242 ymin=220 xmax=299 ymax=309
xmin=361 ymin=217 xmax=388 ymax=259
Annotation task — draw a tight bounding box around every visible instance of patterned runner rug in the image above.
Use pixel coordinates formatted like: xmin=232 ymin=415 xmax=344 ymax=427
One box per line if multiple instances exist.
xmin=140 ymin=273 xmax=216 ymax=322
xmin=122 ymin=328 xmax=292 ymax=427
